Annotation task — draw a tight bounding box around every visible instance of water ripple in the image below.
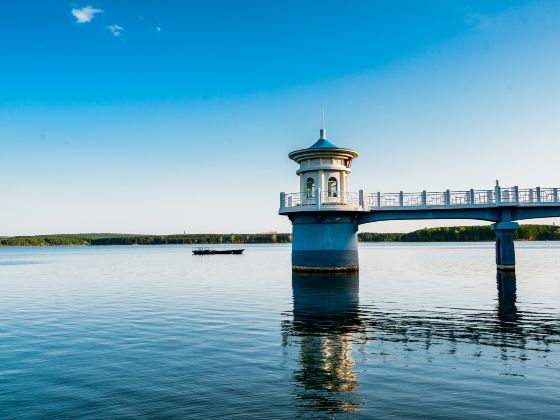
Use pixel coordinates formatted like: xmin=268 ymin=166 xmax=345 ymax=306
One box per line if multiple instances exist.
xmin=0 ymin=244 xmax=559 ymax=418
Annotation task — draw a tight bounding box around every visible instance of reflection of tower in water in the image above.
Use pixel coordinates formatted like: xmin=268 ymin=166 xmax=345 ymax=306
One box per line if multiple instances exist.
xmin=283 ymin=271 xmax=363 ymax=413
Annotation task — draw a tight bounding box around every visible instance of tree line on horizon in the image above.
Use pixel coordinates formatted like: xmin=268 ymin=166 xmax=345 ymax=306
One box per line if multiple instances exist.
xmin=1 ymin=225 xmax=559 ymax=246
xmin=0 ymin=233 xmax=293 ymax=247
xmin=358 ymin=224 xmax=560 ymax=242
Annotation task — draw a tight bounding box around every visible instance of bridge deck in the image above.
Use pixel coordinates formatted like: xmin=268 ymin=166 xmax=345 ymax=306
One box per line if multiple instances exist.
xmin=279 ymin=186 xmax=560 ymax=222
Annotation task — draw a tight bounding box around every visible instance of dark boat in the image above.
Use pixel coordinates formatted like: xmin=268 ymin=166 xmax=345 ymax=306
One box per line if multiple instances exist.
xmin=192 ymin=248 xmax=244 ymax=255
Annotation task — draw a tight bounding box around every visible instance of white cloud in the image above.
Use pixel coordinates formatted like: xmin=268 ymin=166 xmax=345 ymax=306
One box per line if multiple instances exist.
xmin=107 ymin=24 xmax=124 ymax=37
xmin=71 ymin=5 xmax=103 ymax=23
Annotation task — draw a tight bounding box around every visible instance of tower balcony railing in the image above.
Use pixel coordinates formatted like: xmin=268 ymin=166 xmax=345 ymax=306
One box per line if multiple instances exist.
xmin=280 ymin=186 xmax=560 ymax=212
xmin=280 ymin=191 xmax=364 ymax=211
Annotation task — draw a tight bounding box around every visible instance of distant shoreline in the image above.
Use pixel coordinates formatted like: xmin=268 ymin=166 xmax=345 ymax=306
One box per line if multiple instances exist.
xmin=1 ymin=225 xmax=559 ymax=246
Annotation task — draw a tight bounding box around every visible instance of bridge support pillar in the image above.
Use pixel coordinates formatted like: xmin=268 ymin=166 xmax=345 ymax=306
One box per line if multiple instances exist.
xmin=290 ymin=213 xmax=359 ymax=272
xmin=491 ymin=222 xmax=518 ymax=272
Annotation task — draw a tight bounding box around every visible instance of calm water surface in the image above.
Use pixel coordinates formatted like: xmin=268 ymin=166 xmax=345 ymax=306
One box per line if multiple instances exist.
xmin=0 ymin=243 xmax=559 ymax=418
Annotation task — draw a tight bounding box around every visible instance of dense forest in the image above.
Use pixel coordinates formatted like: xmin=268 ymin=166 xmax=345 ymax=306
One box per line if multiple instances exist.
xmin=0 ymin=233 xmax=292 ymax=246
xmin=1 ymin=225 xmax=559 ymax=246
xmin=358 ymin=224 xmax=560 ymax=242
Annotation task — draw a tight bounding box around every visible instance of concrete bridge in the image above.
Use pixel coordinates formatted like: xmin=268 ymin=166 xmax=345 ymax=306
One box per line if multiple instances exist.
xmin=279 ymin=130 xmax=560 ymax=272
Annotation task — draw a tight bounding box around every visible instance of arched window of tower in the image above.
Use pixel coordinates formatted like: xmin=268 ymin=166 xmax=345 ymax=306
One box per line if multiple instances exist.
xmin=328 ymin=177 xmax=338 ymax=198
xmin=306 ymin=177 xmax=315 ymax=198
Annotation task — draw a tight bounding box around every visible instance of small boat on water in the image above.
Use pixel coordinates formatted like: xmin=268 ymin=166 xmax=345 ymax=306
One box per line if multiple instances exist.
xmin=192 ymin=248 xmax=244 ymax=255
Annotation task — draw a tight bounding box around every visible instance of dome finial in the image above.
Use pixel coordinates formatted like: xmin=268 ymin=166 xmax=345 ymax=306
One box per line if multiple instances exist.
xmin=320 ymin=105 xmax=326 ymax=139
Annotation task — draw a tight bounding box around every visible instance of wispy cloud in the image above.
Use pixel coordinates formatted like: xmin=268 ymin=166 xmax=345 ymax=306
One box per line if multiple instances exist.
xmin=107 ymin=24 xmax=124 ymax=37
xmin=464 ymin=12 xmax=503 ymax=32
xmin=71 ymin=5 xmax=103 ymax=23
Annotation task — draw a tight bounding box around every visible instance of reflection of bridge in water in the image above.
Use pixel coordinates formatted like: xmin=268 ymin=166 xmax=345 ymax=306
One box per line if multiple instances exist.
xmin=281 ymin=271 xmax=560 ymax=415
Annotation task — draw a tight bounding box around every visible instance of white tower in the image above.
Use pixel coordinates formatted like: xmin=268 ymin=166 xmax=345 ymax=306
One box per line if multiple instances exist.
xmin=280 ymin=128 xmax=362 ymax=271
xmin=288 ymin=128 xmax=359 ymax=203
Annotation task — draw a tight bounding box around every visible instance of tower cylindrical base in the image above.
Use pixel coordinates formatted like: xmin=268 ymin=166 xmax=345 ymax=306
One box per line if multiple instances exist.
xmin=291 ymin=213 xmax=359 ymax=272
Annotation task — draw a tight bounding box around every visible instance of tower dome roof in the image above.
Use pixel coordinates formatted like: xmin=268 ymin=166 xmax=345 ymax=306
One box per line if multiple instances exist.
xmin=288 ymin=128 xmax=358 ymax=162
xmin=307 ymin=137 xmax=339 ymax=149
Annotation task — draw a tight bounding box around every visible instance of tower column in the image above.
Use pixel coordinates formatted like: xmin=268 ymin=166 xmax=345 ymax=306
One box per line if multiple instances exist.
xmin=491 ymin=221 xmax=518 ymax=272
xmin=291 ymin=213 xmax=359 ymax=272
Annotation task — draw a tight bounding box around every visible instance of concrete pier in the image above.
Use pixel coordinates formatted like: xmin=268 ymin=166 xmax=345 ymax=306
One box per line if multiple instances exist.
xmin=291 ymin=213 xmax=359 ymax=272
xmin=491 ymin=221 xmax=519 ymax=272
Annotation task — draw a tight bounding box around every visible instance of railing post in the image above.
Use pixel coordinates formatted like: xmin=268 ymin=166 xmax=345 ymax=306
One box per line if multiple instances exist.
xmin=377 ymin=191 xmax=381 ymax=208
xmin=280 ymin=192 xmax=286 ymax=209
xmin=514 ymin=186 xmax=519 ymax=204
xmin=536 ymin=187 xmax=541 ymax=203
xmin=359 ymin=189 xmax=364 ymax=210
xmin=470 ymin=189 xmax=475 ymax=205
xmin=529 ymin=188 xmax=534 ymax=202
xmin=495 ymin=186 xmax=502 ymax=205
xmin=445 ymin=189 xmax=451 ymax=206
xmin=422 ymin=190 xmax=427 ymax=207
xmin=399 ymin=191 xmax=404 ymax=207
xmin=554 ymin=188 xmax=559 ymax=203
xmin=316 ymin=187 xmax=321 ymax=209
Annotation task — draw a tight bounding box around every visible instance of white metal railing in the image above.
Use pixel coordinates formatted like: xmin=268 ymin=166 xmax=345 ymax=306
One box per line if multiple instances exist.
xmin=280 ymin=191 xmax=363 ymax=209
xmin=280 ymin=186 xmax=560 ymax=211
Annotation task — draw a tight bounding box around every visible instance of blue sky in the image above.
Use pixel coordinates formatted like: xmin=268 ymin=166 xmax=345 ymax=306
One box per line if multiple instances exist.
xmin=1 ymin=0 xmax=559 ymax=235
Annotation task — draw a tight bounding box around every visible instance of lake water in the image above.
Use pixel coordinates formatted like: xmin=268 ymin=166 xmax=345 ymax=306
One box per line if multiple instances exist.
xmin=0 ymin=243 xmax=559 ymax=418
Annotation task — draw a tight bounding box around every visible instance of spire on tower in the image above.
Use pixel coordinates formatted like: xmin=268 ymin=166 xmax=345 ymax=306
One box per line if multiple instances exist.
xmin=320 ymin=105 xmax=326 ymax=139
